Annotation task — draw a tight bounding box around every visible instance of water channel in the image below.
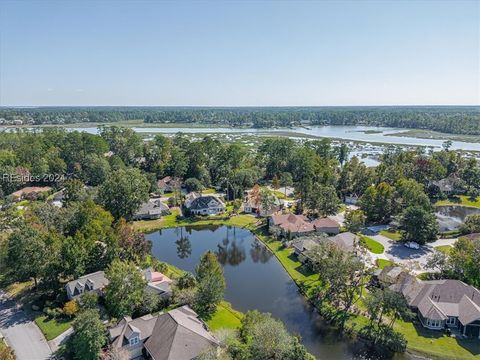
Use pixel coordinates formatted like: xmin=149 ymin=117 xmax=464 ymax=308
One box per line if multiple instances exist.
xmin=147 ymin=225 xmax=408 ymax=360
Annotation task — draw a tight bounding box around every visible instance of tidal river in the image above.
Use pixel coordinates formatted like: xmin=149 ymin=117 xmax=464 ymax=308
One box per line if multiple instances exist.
xmin=147 ymin=225 xmax=409 ymax=360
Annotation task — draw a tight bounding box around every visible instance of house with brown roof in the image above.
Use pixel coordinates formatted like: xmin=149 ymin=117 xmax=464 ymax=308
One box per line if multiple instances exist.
xmin=108 ymin=305 xmax=218 ymax=359
xmin=9 ymin=186 xmax=52 ymax=201
xmin=269 ymin=214 xmax=341 ymax=238
xmin=311 ymin=217 xmax=340 ymax=235
xmin=268 ymin=214 xmax=315 ymax=238
xmin=157 ymin=176 xmax=176 ymax=193
xmin=391 ymin=273 xmax=480 ymax=338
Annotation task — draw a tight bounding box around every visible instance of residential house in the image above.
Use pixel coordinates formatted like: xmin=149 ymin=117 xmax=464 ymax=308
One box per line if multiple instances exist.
xmin=311 ymin=217 xmax=340 ymax=235
xmin=65 ymin=271 xmax=109 ymax=300
xmin=391 ymin=273 xmax=480 ymax=338
xmin=432 ymin=176 xmax=464 ymax=196
xmin=377 ymin=266 xmax=404 ymax=286
xmin=268 ymin=214 xmax=315 ymax=238
xmin=157 ymin=176 xmax=176 ymax=193
xmin=132 ymin=199 xmax=170 ymax=221
xmin=143 ymin=268 xmax=173 ymax=298
xmin=345 ymin=194 xmax=360 ymax=205
xmin=187 ymin=195 xmax=225 ymax=216
xmin=184 ymin=192 xmax=200 ymax=208
xmin=269 ymin=214 xmax=341 ymax=238
xmin=243 ymin=193 xmax=282 ymax=217
xmin=292 ymin=232 xmax=359 ymax=263
xmin=108 ymin=305 xmax=219 ymax=360
xmin=9 ymin=186 xmax=52 ymax=202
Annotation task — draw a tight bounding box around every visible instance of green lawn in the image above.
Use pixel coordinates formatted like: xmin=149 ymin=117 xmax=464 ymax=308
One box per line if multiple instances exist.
xmin=259 ymin=237 xmax=320 ymax=299
xmin=394 ymin=320 xmax=480 ymax=360
xmin=206 ymin=301 xmax=243 ymax=331
xmin=435 ymin=245 xmax=453 ymax=255
xmin=360 ymin=236 xmax=384 ymax=254
xmin=376 ymin=258 xmax=394 ymax=269
xmin=272 ymin=190 xmax=294 ymax=201
xmin=379 ymin=230 xmax=402 ymax=241
xmin=436 ymin=195 xmax=480 ymax=208
xmin=133 ymin=209 xmax=258 ymax=233
xmin=34 ymin=315 xmax=73 ymax=340
xmin=202 ymin=188 xmax=216 ymax=194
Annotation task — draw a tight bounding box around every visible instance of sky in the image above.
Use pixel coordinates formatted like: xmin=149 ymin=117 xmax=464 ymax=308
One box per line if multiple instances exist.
xmin=0 ymin=0 xmax=479 ymax=106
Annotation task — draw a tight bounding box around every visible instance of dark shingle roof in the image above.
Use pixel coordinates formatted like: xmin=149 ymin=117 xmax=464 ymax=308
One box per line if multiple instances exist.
xmin=189 ymin=196 xmax=224 ymax=210
xmin=144 ymin=306 xmax=218 ymax=360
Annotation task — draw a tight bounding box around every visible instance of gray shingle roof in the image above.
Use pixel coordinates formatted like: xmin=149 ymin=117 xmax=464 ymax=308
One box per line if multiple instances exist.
xmin=65 ymin=271 xmax=109 ymax=296
xmin=109 ymin=314 xmax=158 ymax=347
xmin=189 ymin=196 xmax=224 ymax=210
xmin=144 ymin=306 xmax=218 ymax=360
xmin=391 ymin=275 xmax=480 ymax=325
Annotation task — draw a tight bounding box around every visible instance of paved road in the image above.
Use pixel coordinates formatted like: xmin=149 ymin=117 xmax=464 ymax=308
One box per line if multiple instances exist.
xmin=0 ymin=292 xmax=52 ymax=360
xmin=369 ymin=235 xmax=459 ymax=273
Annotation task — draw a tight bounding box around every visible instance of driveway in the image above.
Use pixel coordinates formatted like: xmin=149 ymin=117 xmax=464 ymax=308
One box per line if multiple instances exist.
xmin=369 ymin=235 xmax=459 ymax=273
xmin=0 ymin=292 xmax=52 ymax=360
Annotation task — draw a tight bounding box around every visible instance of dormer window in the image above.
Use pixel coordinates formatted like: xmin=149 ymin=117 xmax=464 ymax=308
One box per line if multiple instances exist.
xmin=129 ymin=336 xmax=139 ymax=346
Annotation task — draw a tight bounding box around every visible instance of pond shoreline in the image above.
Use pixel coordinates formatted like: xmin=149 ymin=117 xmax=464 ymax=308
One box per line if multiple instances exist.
xmin=141 ymin=218 xmax=418 ymax=359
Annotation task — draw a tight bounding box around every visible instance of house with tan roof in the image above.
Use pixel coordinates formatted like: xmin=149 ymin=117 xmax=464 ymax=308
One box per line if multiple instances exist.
xmin=108 ymin=305 xmax=218 ymax=359
xmin=268 ymin=214 xmax=315 ymax=238
xmin=391 ymin=273 xmax=480 ymax=338
xmin=311 ymin=217 xmax=340 ymax=235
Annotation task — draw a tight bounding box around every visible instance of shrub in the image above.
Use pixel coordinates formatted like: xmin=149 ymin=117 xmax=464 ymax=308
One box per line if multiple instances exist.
xmin=63 ymin=300 xmax=79 ymax=317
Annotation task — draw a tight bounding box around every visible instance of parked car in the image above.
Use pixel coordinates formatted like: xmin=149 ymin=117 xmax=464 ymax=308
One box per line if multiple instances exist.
xmin=404 ymin=241 xmax=420 ymax=249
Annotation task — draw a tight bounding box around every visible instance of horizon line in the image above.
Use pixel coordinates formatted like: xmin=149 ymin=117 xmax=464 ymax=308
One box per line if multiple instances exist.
xmin=1 ymin=104 xmax=479 ymax=108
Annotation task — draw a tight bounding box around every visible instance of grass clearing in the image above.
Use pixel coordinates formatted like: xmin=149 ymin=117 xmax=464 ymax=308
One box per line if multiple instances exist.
xmin=380 ymin=230 xmax=402 ymax=241
xmin=435 ymin=245 xmax=453 ymax=255
xmin=376 ymin=259 xmax=394 ymax=269
xmin=436 ymin=195 xmax=480 ymax=208
xmin=394 ymin=320 xmax=480 ymax=360
xmin=206 ymin=301 xmax=243 ymax=331
xmin=34 ymin=315 xmax=73 ymax=341
xmin=360 ymin=236 xmax=384 ymax=254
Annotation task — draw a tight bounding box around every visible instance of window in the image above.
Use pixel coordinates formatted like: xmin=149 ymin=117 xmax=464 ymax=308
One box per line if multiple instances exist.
xmin=129 ymin=336 xmax=139 ymax=346
xmin=427 ymin=319 xmax=441 ymax=328
xmin=446 ymin=317 xmax=456 ymax=326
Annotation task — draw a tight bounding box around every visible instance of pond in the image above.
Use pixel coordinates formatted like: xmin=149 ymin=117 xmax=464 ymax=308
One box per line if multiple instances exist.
xmin=435 ymin=205 xmax=480 ymax=232
xmin=147 ymin=225 xmax=407 ymax=360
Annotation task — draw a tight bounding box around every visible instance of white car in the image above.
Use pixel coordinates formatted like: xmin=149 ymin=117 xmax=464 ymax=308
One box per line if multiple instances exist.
xmin=404 ymin=241 xmax=420 ymax=250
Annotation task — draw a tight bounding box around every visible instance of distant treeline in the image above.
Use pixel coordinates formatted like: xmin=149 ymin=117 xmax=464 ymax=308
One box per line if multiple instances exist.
xmin=0 ymin=106 xmax=479 ymax=134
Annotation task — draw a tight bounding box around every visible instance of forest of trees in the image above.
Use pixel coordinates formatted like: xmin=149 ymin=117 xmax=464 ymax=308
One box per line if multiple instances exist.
xmin=1 ymin=106 xmax=479 ymax=134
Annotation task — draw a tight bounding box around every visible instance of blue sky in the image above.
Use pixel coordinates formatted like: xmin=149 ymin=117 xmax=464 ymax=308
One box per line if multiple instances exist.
xmin=0 ymin=0 xmax=478 ymax=106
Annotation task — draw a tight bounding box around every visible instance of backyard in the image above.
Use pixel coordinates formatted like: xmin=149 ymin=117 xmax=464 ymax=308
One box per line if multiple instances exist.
xmin=436 ymin=195 xmax=480 ymax=208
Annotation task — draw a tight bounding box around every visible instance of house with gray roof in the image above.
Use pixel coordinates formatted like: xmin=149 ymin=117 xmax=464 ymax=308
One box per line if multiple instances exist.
xmin=292 ymin=232 xmax=359 ymax=263
xmin=391 ymin=273 xmax=480 ymax=338
xmin=132 ymin=199 xmax=170 ymax=221
xmin=65 ymin=271 xmax=109 ymax=300
xmin=108 ymin=305 xmax=218 ymax=359
xmin=186 ymin=195 xmax=225 ymax=215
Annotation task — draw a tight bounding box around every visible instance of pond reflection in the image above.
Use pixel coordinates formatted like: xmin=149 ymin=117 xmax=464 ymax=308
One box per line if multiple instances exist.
xmin=147 ymin=225 xmax=406 ymax=360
